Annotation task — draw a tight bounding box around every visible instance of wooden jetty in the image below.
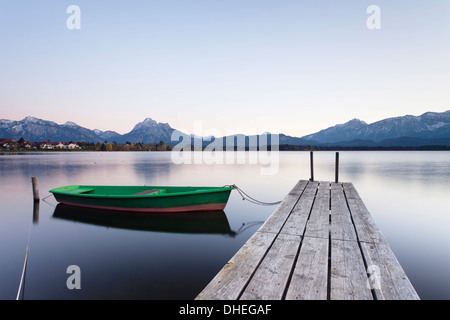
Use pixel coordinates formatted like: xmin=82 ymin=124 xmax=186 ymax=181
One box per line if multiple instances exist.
xmin=196 ymin=180 xmax=419 ymax=300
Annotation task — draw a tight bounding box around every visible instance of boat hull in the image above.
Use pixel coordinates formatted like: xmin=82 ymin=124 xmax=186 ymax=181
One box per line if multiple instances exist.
xmin=50 ymin=185 xmax=233 ymax=213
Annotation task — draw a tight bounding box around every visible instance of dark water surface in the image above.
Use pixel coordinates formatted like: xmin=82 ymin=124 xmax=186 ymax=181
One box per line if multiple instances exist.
xmin=0 ymin=151 xmax=448 ymax=300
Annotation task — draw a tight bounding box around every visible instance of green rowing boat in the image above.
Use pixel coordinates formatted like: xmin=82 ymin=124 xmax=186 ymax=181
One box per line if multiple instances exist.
xmin=49 ymin=185 xmax=234 ymax=213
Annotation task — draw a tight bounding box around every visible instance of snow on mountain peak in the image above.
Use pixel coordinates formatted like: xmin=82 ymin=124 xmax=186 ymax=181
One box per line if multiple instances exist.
xmin=64 ymin=121 xmax=80 ymax=127
xmin=133 ymin=118 xmax=160 ymax=131
xmin=23 ymin=116 xmax=41 ymax=123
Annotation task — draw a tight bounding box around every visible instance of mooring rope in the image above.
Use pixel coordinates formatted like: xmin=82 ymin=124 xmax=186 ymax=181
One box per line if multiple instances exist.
xmin=16 ymin=216 xmax=32 ymax=300
xmin=224 ymin=184 xmax=282 ymax=206
xmin=42 ymin=194 xmax=53 ymax=201
xmin=41 ymin=194 xmax=57 ymax=208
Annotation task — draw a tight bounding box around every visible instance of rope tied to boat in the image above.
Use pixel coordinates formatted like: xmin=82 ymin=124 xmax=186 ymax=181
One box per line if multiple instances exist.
xmin=224 ymin=184 xmax=282 ymax=206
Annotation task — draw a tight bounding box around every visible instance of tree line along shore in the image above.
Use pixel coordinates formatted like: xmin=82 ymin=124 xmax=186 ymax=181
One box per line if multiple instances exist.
xmin=1 ymin=137 xmax=449 ymax=152
xmin=0 ymin=138 xmax=173 ymax=152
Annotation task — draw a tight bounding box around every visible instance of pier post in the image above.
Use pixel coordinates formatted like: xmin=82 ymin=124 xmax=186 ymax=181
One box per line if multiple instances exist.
xmin=335 ymin=152 xmax=339 ymax=183
xmin=31 ymin=177 xmax=39 ymax=202
xmin=310 ymin=151 xmax=314 ymax=181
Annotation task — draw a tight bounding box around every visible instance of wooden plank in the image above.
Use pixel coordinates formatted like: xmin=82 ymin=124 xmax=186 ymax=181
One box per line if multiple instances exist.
xmin=240 ymin=234 xmax=301 ymax=300
xmin=343 ymin=182 xmax=419 ymax=299
xmin=342 ymin=181 xmax=362 ymax=199
xmin=285 ymin=237 xmax=329 ymax=300
xmin=360 ymin=241 xmax=420 ymax=300
xmin=343 ymin=182 xmax=384 ymax=243
xmin=330 ymin=239 xmax=373 ymax=300
xmin=304 ymin=181 xmax=330 ymax=239
xmin=258 ymin=180 xmax=308 ymax=234
xmin=280 ymin=181 xmax=318 ymax=236
xmin=330 ymin=183 xmax=357 ymax=241
xmin=196 ymin=231 xmax=275 ymax=300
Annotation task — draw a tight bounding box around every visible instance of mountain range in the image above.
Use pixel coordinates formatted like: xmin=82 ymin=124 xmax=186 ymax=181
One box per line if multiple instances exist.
xmin=279 ymin=110 xmax=450 ymax=147
xmin=1 ymin=110 xmax=450 ymax=147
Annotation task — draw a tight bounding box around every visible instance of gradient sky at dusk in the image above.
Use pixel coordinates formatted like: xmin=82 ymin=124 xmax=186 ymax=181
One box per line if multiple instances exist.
xmin=1 ymin=1 xmax=449 ymax=136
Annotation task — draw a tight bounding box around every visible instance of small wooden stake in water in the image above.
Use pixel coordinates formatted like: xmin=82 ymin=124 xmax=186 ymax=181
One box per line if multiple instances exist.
xmin=335 ymin=152 xmax=339 ymax=183
xmin=31 ymin=177 xmax=39 ymax=202
xmin=310 ymin=151 xmax=314 ymax=181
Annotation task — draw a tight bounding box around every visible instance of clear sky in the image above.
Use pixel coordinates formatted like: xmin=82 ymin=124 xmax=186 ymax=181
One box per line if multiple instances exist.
xmin=1 ymin=1 xmax=449 ymax=136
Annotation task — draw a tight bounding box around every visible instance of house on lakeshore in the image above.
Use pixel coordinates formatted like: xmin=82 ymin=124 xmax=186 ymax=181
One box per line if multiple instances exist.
xmin=0 ymin=139 xmax=16 ymax=149
xmin=35 ymin=141 xmax=81 ymax=150
xmin=53 ymin=142 xmax=67 ymax=149
xmin=68 ymin=143 xmax=81 ymax=150
xmin=40 ymin=141 xmax=54 ymax=150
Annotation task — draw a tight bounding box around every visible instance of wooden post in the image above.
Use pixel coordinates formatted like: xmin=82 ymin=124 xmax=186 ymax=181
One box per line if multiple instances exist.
xmin=31 ymin=177 xmax=39 ymax=202
xmin=335 ymin=152 xmax=339 ymax=183
xmin=310 ymin=151 xmax=314 ymax=181
xmin=33 ymin=201 xmax=40 ymax=224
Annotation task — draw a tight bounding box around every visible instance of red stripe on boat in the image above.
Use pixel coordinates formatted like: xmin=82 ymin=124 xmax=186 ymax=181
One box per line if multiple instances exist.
xmin=59 ymin=201 xmax=227 ymax=213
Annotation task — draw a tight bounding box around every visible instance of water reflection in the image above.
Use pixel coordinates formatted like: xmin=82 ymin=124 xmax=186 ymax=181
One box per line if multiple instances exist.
xmin=52 ymin=204 xmax=237 ymax=236
xmin=33 ymin=201 xmax=39 ymax=224
xmin=1 ymin=151 xmax=449 ymax=299
xmin=339 ymin=151 xmax=450 ymax=184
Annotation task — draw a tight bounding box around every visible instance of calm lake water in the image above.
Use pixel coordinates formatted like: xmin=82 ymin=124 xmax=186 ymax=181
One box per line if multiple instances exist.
xmin=0 ymin=151 xmax=448 ymax=300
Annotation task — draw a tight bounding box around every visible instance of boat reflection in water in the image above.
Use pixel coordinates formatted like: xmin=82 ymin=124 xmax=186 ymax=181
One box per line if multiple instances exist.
xmin=52 ymin=204 xmax=236 ymax=237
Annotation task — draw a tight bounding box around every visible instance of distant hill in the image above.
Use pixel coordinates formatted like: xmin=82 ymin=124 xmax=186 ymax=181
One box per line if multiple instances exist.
xmin=0 ymin=116 xmax=100 ymax=142
xmin=301 ymin=111 xmax=450 ymax=145
xmin=0 ymin=116 xmax=181 ymax=144
xmin=93 ymin=129 xmax=121 ymax=142
xmin=1 ymin=110 xmax=449 ymax=147
xmin=117 ymin=118 xmax=175 ymax=144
